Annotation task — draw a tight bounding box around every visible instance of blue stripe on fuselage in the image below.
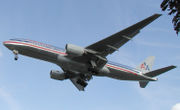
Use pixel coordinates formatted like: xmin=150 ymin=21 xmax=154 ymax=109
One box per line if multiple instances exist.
xmin=7 ymin=38 xmax=141 ymax=75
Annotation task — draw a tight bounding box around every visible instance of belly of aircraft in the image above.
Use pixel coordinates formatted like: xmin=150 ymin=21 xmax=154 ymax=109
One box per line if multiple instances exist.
xmin=11 ymin=44 xmax=58 ymax=63
xmin=6 ymin=44 xmax=146 ymax=81
xmin=106 ymin=68 xmax=144 ymax=81
xmin=9 ymin=44 xmax=89 ymax=73
xmin=56 ymin=55 xmax=88 ymax=73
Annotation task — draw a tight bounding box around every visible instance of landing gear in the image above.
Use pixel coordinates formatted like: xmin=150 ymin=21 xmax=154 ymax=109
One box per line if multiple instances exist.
xmin=13 ymin=50 xmax=18 ymax=61
xmin=80 ymin=74 xmax=92 ymax=81
xmin=88 ymin=60 xmax=97 ymax=74
xmin=14 ymin=56 xmax=18 ymax=60
xmin=77 ymin=79 xmax=88 ymax=87
xmin=90 ymin=60 xmax=97 ymax=69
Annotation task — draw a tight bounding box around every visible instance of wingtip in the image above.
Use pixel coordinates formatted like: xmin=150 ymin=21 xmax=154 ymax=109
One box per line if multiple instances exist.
xmin=153 ymin=13 xmax=162 ymax=18
xmin=168 ymin=65 xmax=177 ymax=70
xmin=172 ymin=65 xmax=177 ymax=69
xmin=154 ymin=13 xmax=162 ymax=16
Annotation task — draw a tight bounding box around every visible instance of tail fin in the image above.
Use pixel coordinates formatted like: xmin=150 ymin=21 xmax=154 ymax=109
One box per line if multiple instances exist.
xmin=137 ymin=56 xmax=176 ymax=88
xmin=136 ymin=56 xmax=155 ymax=73
xmin=136 ymin=56 xmax=155 ymax=88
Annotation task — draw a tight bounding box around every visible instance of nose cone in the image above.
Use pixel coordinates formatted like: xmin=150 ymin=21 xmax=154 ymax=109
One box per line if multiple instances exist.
xmin=3 ymin=41 xmax=7 ymax=46
xmin=3 ymin=41 xmax=9 ymax=47
xmin=3 ymin=41 xmax=13 ymax=50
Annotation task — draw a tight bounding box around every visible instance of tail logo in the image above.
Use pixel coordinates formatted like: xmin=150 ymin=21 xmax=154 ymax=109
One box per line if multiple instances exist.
xmin=141 ymin=62 xmax=150 ymax=71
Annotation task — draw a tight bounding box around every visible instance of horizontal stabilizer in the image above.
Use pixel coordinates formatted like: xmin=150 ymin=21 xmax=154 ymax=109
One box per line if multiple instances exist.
xmin=139 ymin=65 xmax=176 ymax=88
xmin=143 ymin=65 xmax=176 ymax=77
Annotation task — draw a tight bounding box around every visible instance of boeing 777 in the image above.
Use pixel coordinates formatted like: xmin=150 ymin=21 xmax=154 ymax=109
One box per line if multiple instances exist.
xmin=3 ymin=14 xmax=176 ymax=91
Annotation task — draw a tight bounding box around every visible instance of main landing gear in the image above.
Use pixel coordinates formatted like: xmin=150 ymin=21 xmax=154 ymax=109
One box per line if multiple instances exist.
xmin=88 ymin=60 xmax=97 ymax=74
xmin=13 ymin=50 xmax=18 ymax=60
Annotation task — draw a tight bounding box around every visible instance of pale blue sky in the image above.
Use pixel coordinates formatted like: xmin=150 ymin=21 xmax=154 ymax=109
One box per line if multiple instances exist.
xmin=0 ymin=0 xmax=180 ymax=110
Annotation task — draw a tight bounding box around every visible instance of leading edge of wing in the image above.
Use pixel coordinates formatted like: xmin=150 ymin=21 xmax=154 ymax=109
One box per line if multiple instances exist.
xmin=86 ymin=14 xmax=161 ymax=56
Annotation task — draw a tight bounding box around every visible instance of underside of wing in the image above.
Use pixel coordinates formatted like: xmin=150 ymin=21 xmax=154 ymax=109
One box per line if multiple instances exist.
xmin=86 ymin=14 xmax=161 ymax=57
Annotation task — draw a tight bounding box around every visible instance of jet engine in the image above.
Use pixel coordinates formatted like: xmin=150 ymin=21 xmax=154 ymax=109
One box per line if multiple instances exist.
xmin=50 ymin=70 xmax=67 ymax=80
xmin=65 ymin=44 xmax=85 ymax=56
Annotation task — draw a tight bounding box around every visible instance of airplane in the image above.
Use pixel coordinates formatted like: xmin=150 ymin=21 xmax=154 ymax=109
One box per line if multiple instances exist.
xmin=3 ymin=14 xmax=176 ymax=91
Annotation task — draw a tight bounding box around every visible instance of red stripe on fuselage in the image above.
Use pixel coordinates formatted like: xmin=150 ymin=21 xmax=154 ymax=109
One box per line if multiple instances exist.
xmin=4 ymin=41 xmax=138 ymax=75
xmin=106 ymin=64 xmax=137 ymax=75
xmin=4 ymin=41 xmax=67 ymax=55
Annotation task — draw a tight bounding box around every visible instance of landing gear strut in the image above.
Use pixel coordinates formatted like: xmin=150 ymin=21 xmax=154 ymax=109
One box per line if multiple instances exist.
xmin=77 ymin=79 xmax=88 ymax=87
xmin=88 ymin=60 xmax=97 ymax=74
xmin=80 ymin=74 xmax=92 ymax=81
xmin=13 ymin=50 xmax=18 ymax=60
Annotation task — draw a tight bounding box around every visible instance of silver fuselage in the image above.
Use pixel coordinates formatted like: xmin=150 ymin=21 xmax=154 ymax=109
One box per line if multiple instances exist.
xmin=3 ymin=39 xmax=153 ymax=81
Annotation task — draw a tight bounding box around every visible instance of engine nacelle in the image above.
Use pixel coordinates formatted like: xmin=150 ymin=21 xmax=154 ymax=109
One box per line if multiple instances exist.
xmin=65 ymin=44 xmax=85 ymax=56
xmin=50 ymin=70 xmax=67 ymax=80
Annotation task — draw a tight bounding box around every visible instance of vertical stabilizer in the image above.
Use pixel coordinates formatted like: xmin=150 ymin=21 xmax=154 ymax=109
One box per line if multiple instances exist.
xmin=136 ymin=56 xmax=155 ymax=73
xmin=137 ymin=56 xmax=155 ymax=88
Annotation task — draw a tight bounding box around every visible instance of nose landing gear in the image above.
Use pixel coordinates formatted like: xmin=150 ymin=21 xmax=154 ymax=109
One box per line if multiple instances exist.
xmin=13 ymin=50 xmax=18 ymax=60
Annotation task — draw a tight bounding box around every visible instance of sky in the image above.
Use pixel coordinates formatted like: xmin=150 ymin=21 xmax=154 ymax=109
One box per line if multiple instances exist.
xmin=0 ymin=0 xmax=180 ymax=110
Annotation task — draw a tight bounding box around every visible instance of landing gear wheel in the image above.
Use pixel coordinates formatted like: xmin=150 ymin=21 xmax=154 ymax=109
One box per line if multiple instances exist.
xmin=14 ymin=56 xmax=18 ymax=60
xmin=80 ymin=74 xmax=92 ymax=81
xmin=77 ymin=79 xmax=88 ymax=87
xmin=13 ymin=50 xmax=19 ymax=61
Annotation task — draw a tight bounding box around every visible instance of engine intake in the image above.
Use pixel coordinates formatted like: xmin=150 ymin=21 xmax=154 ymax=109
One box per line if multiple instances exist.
xmin=50 ymin=70 xmax=67 ymax=80
xmin=66 ymin=44 xmax=85 ymax=56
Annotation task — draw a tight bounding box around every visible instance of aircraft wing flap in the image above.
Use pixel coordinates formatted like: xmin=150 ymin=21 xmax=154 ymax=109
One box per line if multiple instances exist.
xmin=86 ymin=14 xmax=161 ymax=57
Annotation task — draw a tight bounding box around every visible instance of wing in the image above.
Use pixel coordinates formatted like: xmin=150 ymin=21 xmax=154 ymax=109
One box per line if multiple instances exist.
xmin=86 ymin=14 xmax=161 ymax=57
